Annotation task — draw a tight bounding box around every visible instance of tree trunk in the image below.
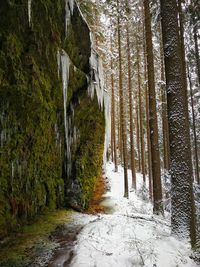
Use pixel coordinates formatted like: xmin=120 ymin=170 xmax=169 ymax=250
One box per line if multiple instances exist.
xmin=143 ymin=0 xmax=163 ymax=214
xmin=187 ymin=65 xmax=200 ymax=184
xmin=178 ymin=0 xmax=191 ymax=120
xmin=136 ymin=30 xmax=146 ymax=183
xmin=159 ymin=22 xmax=170 ymax=173
xmin=160 ymin=0 xmax=197 ymax=247
xmin=193 ymin=23 xmax=200 ymax=85
xmin=143 ymin=21 xmax=153 ymax=200
xmin=111 ymin=119 xmax=114 ymax=162
xmin=118 ymin=105 xmax=123 ymax=165
xmin=126 ymin=21 xmax=136 ymax=188
xmin=117 ymin=0 xmax=129 ymax=198
xmin=136 ymin=104 xmax=141 ymax=172
xmin=110 ymin=37 xmax=118 ymax=172
xmin=143 ymin=44 xmax=153 ymax=200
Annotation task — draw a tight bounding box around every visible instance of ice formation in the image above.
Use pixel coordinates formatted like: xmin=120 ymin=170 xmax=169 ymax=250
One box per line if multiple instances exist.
xmin=65 ymin=0 xmax=74 ymax=35
xmin=57 ymin=49 xmax=77 ymax=177
xmin=58 ymin=49 xmax=70 ymax=146
xmin=57 ymin=0 xmax=111 ymax=178
xmin=57 ymin=50 xmax=61 ymax=78
xmin=88 ymin=49 xmax=105 ymax=110
xmin=89 ymin=34 xmax=111 ymax=170
xmin=11 ymin=161 xmax=14 ymax=179
xmin=28 ymin=0 xmax=32 ymax=26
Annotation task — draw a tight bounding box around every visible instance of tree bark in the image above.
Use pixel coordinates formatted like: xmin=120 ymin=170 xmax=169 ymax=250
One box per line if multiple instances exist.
xmin=136 ymin=30 xmax=146 ymax=183
xmin=143 ymin=40 xmax=153 ymax=201
xmin=117 ymin=0 xmax=129 ymax=198
xmin=187 ymin=65 xmax=200 ymax=184
xmin=136 ymin=104 xmax=141 ymax=172
xmin=160 ymin=0 xmax=197 ymax=247
xmin=159 ymin=22 xmax=170 ymax=173
xmin=143 ymin=0 xmax=163 ymax=214
xmin=193 ymin=23 xmax=200 ymax=85
xmin=126 ymin=21 xmax=136 ymax=188
xmin=110 ymin=36 xmax=118 ymax=172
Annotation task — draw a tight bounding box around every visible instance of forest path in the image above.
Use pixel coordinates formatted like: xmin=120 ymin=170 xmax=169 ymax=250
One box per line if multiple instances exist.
xmin=48 ymin=163 xmax=197 ymax=267
xmin=47 ymin=174 xmax=108 ymax=267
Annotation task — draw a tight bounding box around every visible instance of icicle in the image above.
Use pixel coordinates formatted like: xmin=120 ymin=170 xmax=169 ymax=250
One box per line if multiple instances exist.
xmin=65 ymin=0 xmax=74 ymax=35
xmin=89 ymin=49 xmax=104 ymax=110
xmin=65 ymin=0 xmax=71 ymax=35
xmin=60 ymin=49 xmax=70 ymax=145
xmin=88 ymin=45 xmax=111 ymax=171
xmin=69 ymin=0 xmax=74 ymax=13
xmin=11 ymin=161 xmax=14 ymax=179
xmin=66 ymin=115 xmax=72 ymax=177
xmin=57 ymin=50 xmax=61 ymax=78
xmin=58 ymin=49 xmax=74 ymax=177
xmin=28 ymin=0 xmax=32 ymax=26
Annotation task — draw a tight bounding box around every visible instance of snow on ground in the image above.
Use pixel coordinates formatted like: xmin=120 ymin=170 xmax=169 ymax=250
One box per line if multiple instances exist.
xmin=70 ymin=162 xmax=198 ymax=267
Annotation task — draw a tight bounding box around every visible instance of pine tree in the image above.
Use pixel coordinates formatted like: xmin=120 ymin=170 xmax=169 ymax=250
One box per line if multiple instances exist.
xmin=143 ymin=0 xmax=163 ymax=214
xmin=126 ymin=7 xmax=136 ymax=189
xmin=187 ymin=64 xmax=200 ymax=184
xmin=110 ymin=35 xmax=118 ymax=172
xmin=159 ymin=22 xmax=170 ymax=174
xmin=117 ymin=0 xmax=129 ymax=198
xmin=143 ymin=28 xmax=153 ymax=200
xmin=136 ymin=27 xmax=146 ymax=183
xmin=160 ymin=0 xmax=197 ymax=247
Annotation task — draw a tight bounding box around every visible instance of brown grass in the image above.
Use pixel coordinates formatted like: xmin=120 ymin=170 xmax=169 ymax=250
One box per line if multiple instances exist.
xmin=87 ymin=175 xmax=106 ymax=214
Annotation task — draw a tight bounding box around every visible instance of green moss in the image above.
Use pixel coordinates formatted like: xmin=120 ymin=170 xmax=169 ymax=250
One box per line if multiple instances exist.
xmin=0 ymin=0 xmax=105 ymax=238
xmin=70 ymin=94 xmax=105 ymax=209
xmin=0 ymin=0 xmax=66 ymax=238
xmin=0 ymin=209 xmax=72 ymax=267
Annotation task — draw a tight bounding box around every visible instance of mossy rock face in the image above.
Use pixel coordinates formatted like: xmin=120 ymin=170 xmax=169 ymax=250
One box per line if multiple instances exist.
xmin=66 ymin=93 xmax=105 ymax=210
xmin=0 ymin=0 xmax=105 ymax=238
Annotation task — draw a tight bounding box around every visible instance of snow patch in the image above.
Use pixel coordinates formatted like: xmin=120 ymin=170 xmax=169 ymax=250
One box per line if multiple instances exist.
xmin=70 ymin=163 xmax=198 ymax=267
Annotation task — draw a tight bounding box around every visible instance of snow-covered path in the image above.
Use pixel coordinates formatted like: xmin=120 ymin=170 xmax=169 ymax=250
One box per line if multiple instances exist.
xmin=69 ymin=162 xmax=197 ymax=267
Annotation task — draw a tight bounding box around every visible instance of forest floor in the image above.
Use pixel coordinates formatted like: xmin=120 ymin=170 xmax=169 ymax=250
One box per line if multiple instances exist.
xmin=48 ymin=162 xmax=199 ymax=267
xmin=1 ymin=163 xmax=199 ymax=267
xmin=0 ymin=209 xmax=73 ymax=267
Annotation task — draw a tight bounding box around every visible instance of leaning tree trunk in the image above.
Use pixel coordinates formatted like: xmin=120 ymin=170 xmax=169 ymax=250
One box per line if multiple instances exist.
xmin=160 ymin=0 xmax=197 ymax=247
xmin=143 ymin=0 xmax=163 ymax=214
xmin=117 ymin=0 xmax=129 ymax=198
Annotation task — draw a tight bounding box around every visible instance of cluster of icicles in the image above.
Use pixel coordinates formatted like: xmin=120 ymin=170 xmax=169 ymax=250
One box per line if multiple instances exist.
xmin=27 ymin=0 xmax=74 ymax=29
xmin=26 ymin=0 xmax=110 ymax=177
xmin=59 ymin=0 xmax=110 ymax=176
xmin=89 ymin=40 xmax=111 ymax=171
